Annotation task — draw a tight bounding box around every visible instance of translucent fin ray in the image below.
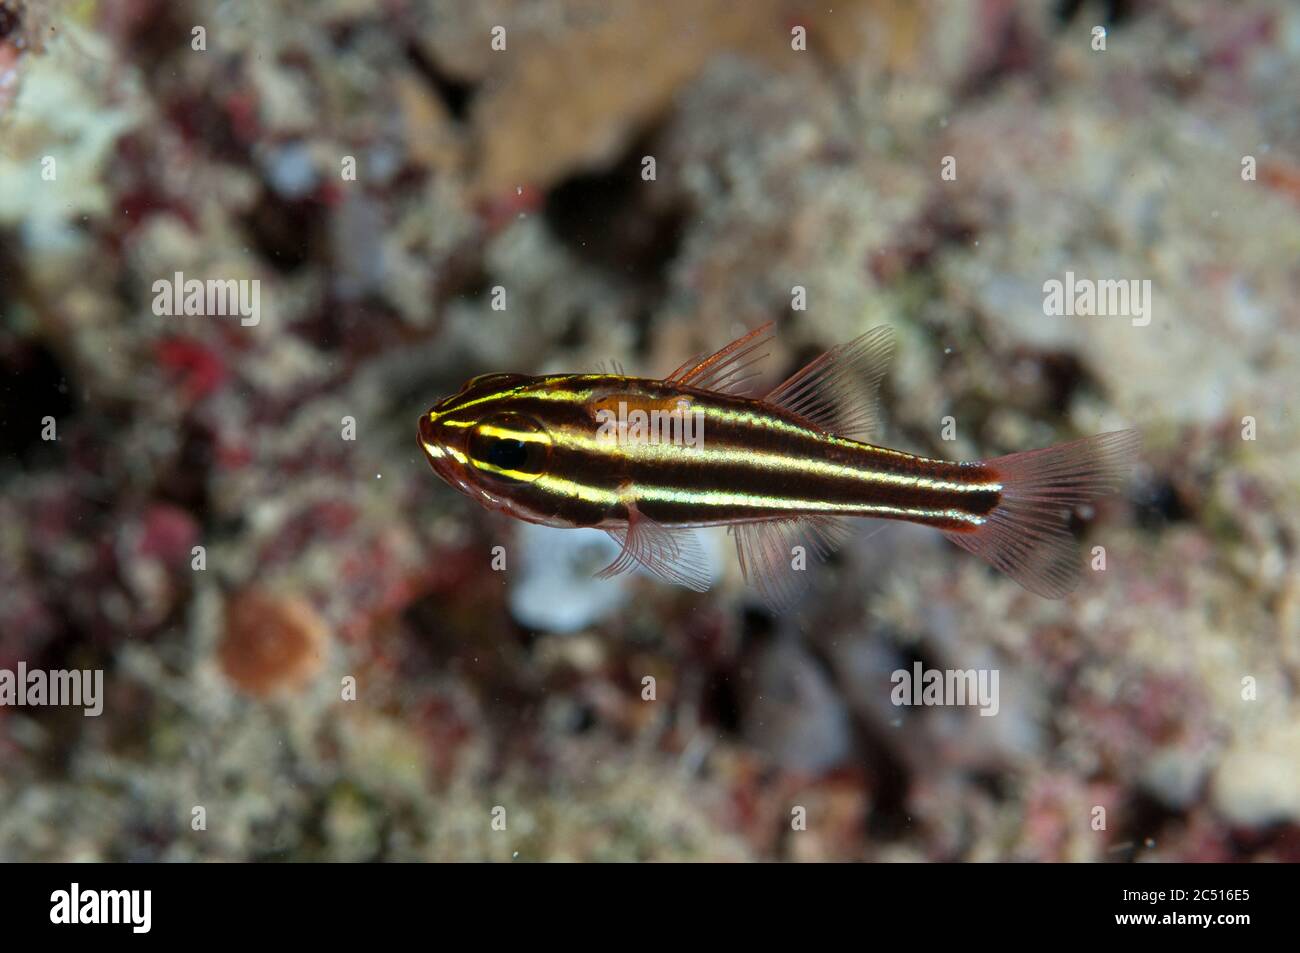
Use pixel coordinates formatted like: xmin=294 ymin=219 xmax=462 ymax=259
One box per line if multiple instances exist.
xmin=598 ymin=506 xmax=712 ymax=592
xmin=763 ymin=326 xmax=895 ymax=442
xmin=730 ymin=515 xmax=854 ymax=611
xmin=665 ymin=323 xmax=775 ymax=397
xmin=942 ymin=430 xmax=1141 ymax=599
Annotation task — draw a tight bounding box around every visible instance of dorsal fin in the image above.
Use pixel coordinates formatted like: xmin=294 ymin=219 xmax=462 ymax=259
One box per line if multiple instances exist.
xmin=763 ymin=326 xmax=895 ymax=442
xmin=665 ymin=322 xmax=774 ymax=397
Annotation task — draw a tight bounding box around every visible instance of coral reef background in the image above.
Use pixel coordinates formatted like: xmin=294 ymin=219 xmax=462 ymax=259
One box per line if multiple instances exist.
xmin=1 ymin=0 xmax=1298 ymax=861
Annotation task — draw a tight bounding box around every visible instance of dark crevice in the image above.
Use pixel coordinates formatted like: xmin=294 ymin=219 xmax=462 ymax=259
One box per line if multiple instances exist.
xmin=556 ymin=309 xmax=588 ymax=350
xmin=703 ymin=670 xmax=743 ymax=735
xmin=306 ymin=295 xmax=406 ymax=357
xmin=878 ymin=198 xmax=984 ymax=281
xmin=1055 ymin=0 xmax=1138 ymax=29
xmin=0 ymin=340 xmax=77 ymax=470
xmin=543 ymin=128 xmax=686 ymax=295
xmin=241 ymin=190 xmax=326 ymax=274
xmin=154 ymin=414 xmax=216 ymax=521
xmin=854 ymin=710 xmax=913 ymax=841
xmin=115 ymin=0 xmax=200 ymax=85
xmin=962 ymin=9 xmax=1043 ymax=100
xmin=969 ymin=769 xmax=1008 ymax=802
xmin=0 ymin=3 xmax=21 ymax=41
xmin=740 ymin=605 xmax=776 ymax=642
xmin=403 ymin=39 xmax=476 ymax=122
xmin=1134 ymin=476 xmax=1193 ymax=530
xmin=1034 ymin=351 xmax=1089 ymax=415
xmin=1114 ymin=790 xmax=1181 ymax=858
xmin=808 ymin=631 xmax=926 ymax=843
xmin=163 ymin=91 xmax=251 ymax=166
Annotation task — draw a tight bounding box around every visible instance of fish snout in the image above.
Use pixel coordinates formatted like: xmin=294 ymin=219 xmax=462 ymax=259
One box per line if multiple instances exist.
xmin=418 ymin=412 xmax=454 ymax=479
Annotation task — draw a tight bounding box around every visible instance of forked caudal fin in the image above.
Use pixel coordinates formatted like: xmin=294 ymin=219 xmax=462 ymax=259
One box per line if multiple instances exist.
xmin=942 ymin=430 xmax=1142 ymax=599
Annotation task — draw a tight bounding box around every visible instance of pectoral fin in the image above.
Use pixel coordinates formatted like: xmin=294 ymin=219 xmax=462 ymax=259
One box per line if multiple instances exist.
xmin=597 ymin=504 xmax=712 ymax=592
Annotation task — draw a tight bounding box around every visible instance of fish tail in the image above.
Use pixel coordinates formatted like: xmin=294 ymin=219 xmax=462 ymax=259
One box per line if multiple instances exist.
xmin=942 ymin=429 xmax=1141 ymax=598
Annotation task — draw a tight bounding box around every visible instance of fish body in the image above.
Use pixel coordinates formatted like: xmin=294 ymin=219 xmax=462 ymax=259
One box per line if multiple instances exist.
xmin=419 ymin=325 xmax=1138 ymax=606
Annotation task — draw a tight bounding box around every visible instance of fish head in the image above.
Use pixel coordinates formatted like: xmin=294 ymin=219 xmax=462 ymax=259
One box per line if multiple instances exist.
xmin=418 ymin=373 xmax=558 ymax=519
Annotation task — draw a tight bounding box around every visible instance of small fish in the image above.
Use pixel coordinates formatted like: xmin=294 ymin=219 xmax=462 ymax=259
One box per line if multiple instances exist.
xmin=418 ymin=324 xmax=1139 ymax=608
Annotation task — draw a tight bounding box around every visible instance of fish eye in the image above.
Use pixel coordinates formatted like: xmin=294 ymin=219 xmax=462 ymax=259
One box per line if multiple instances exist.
xmin=468 ymin=414 xmax=550 ymax=483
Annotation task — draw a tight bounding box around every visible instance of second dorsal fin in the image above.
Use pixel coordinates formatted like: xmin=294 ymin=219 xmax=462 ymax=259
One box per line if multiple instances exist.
xmin=763 ymin=326 xmax=895 ymax=442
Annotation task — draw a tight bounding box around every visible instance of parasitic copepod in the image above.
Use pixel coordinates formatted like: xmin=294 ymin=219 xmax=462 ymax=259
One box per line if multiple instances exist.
xmin=418 ymin=323 xmax=1139 ymax=608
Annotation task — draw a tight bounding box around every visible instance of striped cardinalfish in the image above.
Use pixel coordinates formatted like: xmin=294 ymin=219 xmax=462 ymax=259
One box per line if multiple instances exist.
xmin=418 ymin=323 xmax=1139 ymax=608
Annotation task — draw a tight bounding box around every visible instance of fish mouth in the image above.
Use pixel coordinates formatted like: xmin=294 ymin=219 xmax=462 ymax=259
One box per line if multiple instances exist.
xmin=418 ymin=414 xmax=464 ymax=490
xmin=421 ymin=440 xmax=466 ymax=492
xmin=421 ymin=438 xmax=478 ymax=500
xmin=417 ymin=412 xmax=506 ymax=508
xmin=418 ymin=439 xmax=460 ymax=486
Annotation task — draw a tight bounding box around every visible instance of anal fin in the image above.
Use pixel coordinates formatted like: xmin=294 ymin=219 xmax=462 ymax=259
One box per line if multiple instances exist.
xmin=730 ymin=516 xmax=853 ymax=611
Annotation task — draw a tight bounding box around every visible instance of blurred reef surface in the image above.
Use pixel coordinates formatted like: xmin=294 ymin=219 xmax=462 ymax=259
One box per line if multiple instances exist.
xmin=0 ymin=0 xmax=1298 ymax=860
